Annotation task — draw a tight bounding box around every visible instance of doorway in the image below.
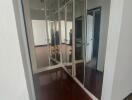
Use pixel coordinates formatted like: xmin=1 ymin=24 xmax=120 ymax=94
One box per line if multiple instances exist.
xmin=86 ymin=7 xmax=101 ymax=68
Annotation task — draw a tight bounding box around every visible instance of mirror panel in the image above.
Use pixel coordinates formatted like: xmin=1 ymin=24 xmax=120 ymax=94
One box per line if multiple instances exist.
xmin=29 ymin=0 xmax=50 ymax=68
xmin=84 ymin=0 xmax=111 ymax=98
xmin=27 ymin=0 xmax=112 ymax=99
xmin=75 ymin=0 xmax=85 ymax=83
xmin=45 ymin=0 xmax=61 ymax=66
xmin=46 ymin=0 xmax=58 ymax=17
xmin=59 ymin=0 xmax=70 ymax=7
xmin=84 ymin=7 xmax=103 ymax=99
xmin=54 ymin=13 xmax=61 ymax=64
xmin=64 ymin=2 xmax=73 ymax=75
xmin=28 ymin=0 xmax=111 ymax=99
xmin=47 ymin=13 xmax=61 ymax=66
xmin=60 ymin=8 xmax=66 ymax=63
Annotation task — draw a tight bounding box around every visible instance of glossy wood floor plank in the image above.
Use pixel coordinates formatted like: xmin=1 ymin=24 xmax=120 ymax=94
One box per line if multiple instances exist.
xmin=33 ymin=68 xmax=92 ymax=100
xmin=76 ymin=62 xmax=103 ymax=99
xmin=124 ymin=93 xmax=132 ymax=100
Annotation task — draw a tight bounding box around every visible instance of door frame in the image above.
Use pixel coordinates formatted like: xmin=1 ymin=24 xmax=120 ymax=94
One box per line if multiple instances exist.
xmin=12 ymin=0 xmax=36 ymax=100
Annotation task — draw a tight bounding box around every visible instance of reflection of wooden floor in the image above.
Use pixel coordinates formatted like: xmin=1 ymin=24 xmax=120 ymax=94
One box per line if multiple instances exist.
xmin=34 ymin=46 xmax=102 ymax=99
xmin=76 ymin=62 xmax=103 ymax=99
xmin=35 ymin=44 xmax=72 ymax=69
xmin=33 ymin=68 xmax=92 ymax=100
xmin=35 ymin=46 xmax=49 ymax=68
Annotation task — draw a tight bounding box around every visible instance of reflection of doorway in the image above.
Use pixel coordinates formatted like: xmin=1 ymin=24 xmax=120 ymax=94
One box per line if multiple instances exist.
xmin=86 ymin=7 xmax=101 ymax=68
xmin=75 ymin=16 xmax=83 ymax=60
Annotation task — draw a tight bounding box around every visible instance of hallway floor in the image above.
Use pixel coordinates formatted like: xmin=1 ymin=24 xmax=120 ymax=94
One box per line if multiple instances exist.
xmin=124 ymin=93 xmax=132 ymax=100
xmin=33 ymin=68 xmax=92 ymax=100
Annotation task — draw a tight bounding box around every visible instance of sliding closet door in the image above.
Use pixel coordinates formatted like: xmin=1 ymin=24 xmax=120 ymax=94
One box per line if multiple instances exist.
xmin=75 ymin=0 xmax=85 ymax=84
xmin=60 ymin=8 xmax=66 ymax=64
xmin=84 ymin=7 xmax=106 ymax=99
xmin=64 ymin=2 xmax=73 ymax=75
xmin=29 ymin=0 xmax=51 ymax=69
xmin=51 ymin=13 xmax=61 ymax=65
xmin=45 ymin=0 xmax=62 ymax=66
xmin=47 ymin=15 xmax=60 ymax=66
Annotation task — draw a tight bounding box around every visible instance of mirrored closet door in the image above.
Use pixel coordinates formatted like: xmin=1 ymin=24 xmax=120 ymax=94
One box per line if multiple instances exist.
xmin=74 ymin=0 xmax=111 ymax=99
xmin=84 ymin=7 xmax=103 ymax=99
xmin=28 ymin=0 xmax=111 ymax=99
xmin=64 ymin=1 xmax=73 ymax=75
xmin=29 ymin=0 xmax=50 ymax=68
xmin=75 ymin=0 xmax=85 ymax=84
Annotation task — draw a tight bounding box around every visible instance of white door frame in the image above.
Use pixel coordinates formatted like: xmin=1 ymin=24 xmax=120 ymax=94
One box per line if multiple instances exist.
xmin=12 ymin=0 xmax=36 ymax=100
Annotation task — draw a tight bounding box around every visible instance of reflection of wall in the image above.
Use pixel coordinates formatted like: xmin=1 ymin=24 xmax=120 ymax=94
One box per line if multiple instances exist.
xmin=32 ymin=20 xmax=48 ymax=46
xmin=87 ymin=0 xmax=111 ymax=72
xmin=0 ymin=0 xmax=30 ymax=99
xmin=61 ymin=21 xmax=72 ymax=44
xmin=61 ymin=21 xmax=65 ymax=43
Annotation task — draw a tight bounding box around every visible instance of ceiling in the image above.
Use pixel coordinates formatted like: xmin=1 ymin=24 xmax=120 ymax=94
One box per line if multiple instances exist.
xmin=29 ymin=0 xmax=84 ymax=20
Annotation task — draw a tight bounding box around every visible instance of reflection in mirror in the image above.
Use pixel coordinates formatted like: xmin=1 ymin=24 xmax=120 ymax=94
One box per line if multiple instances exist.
xmin=26 ymin=0 xmax=111 ymax=99
xmin=64 ymin=2 xmax=73 ymax=75
xmin=29 ymin=0 xmax=50 ymax=68
xmin=75 ymin=0 xmax=85 ymax=83
xmin=47 ymin=18 xmax=55 ymax=65
xmin=60 ymin=0 xmax=70 ymax=7
xmin=84 ymin=0 xmax=111 ymax=98
xmin=84 ymin=7 xmax=103 ymax=99
xmin=29 ymin=0 xmax=62 ymax=69
xmin=47 ymin=13 xmax=60 ymax=66
xmin=46 ymin=0 xmax=61 ymax=66
xmin=32 ymin=20 xmax=49 ymax=68
xmin=60 ymin=9 xmax=66 ymax=63
xmin=55 ymin=20 xmax=61 ymax=62
xmin=60 ymin=0 xmax=66 ymax=7
xmin=46 ymin=0 xmax=58 ymax=17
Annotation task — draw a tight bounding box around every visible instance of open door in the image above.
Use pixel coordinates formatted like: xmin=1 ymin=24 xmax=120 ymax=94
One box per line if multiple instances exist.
xmin=86 ymin=15 xmax=94 ymax=62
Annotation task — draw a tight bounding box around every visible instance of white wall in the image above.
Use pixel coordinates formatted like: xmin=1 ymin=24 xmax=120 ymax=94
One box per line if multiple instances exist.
xmin=32 ymin=20 xmax=48 ymax=46
xmin=110 ymin=0 xmax=132 ymax=99
xmin=0 ymin=0 xmax=30 ymax=100
xmin=87 ymin=0 xmax=111 ymax=72
xmin=102 ymin=0 xmax=132 ymax=99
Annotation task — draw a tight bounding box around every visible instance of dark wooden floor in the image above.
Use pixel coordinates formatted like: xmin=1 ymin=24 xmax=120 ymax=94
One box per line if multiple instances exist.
xmin=124 ymin=93 xmax=132 ymax=100
xmin=33 ymin=68 xmax=92 ymax=100
xmin=76 ymin=62 xmax=103 ymax=99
